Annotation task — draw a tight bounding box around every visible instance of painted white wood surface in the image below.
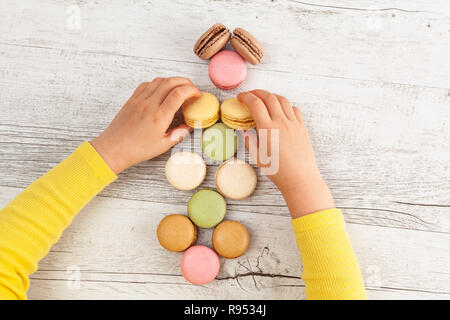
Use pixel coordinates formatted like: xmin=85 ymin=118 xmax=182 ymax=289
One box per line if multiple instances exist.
xmin=0 ymin=0 xmax=449 ymax=299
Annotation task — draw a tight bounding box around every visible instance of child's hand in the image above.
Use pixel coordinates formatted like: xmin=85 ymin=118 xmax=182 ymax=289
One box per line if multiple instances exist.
xmin=91 ymin=77 xmax=201 ymax=175
xmin=238 ymin=90 xmax=334 ymax=217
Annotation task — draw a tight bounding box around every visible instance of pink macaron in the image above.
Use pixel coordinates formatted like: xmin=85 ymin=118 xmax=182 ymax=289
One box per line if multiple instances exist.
xmin=180 ymin=245 xmax=220 ymax=285
xmin=209 ymin=50 xmax=247 ymax=90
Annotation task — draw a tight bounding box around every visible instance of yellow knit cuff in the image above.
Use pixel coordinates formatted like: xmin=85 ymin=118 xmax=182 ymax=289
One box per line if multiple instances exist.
xmin=291 ymin=208 xmax=344 ymax=233
xmin=76 ymin=141 xmax=117 ymax=184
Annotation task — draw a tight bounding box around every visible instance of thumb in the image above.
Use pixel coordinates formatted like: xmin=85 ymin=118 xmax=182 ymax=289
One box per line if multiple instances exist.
xmin=165 ymin=124 xmax=193 ymax=148
xmin=243 ymin=129 xmax=260 ymax=167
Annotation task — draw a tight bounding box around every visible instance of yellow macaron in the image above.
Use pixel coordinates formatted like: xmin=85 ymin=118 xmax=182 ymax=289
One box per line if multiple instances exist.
xmin=220 ymin=98 xmax=255 ymax=130
xmin=182 ymin=92 xmax=220 ymax=128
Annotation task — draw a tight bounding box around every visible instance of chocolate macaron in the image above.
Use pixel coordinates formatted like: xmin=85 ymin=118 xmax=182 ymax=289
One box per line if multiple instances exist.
xmin=194 ymin=23 xmax=231 ymax=60
xmin=230 ymin=28 xmax=264 ymax=65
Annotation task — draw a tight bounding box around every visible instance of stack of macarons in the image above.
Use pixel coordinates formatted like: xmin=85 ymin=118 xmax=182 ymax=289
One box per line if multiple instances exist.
xmin=160 ymin=97 xmax=258 ymax=285
xmin=194 ymin=23 xmax=264 ymax=90
xmin=155 ymin=24 xmax=263 ymax=286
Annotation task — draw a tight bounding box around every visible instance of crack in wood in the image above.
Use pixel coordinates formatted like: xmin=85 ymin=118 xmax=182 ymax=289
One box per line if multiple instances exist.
xmin=288 ymin=0 xmax=436 ymax=14
xmin=371 ymin=285 xmax=450 ymax=295
xmin=216 ymin=272 xmax=303 ymax=282
xmin=255 ymin=246 xmax=270 ymax=273
xmin=30 ymin=270 xmax=450 ymax=295
xmin=339 ymin=206 xmax=432 ymax=228
xmin=29 ymin=277 xmax=192 ymax=286
xmin=393 ymin=201 xmax=450 ymax=208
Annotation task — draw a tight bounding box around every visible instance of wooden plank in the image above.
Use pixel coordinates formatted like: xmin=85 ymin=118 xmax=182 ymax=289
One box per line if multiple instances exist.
xmin=0 ymin=44 xmax=448 ymax=234
xmin=0 ymin=0 xmax=448 ymax=88
xmin=0 ymin=0 xmax=449 ymax=300
xmin=27 ymin=275 xmax=450 ymax=300
xmin=1 ymin=186 xmax=449 ymax=299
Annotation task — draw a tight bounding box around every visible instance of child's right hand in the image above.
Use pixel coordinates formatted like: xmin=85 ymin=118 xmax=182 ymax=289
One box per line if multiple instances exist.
xmin=238 ymin=90 xmax=335 ymax=218
xmin=91 ymin=77 xmax=200 ymax=175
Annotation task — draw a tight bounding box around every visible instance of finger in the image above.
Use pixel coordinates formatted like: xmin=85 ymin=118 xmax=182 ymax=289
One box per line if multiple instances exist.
xmin=135 ymin=78 xmax=164 ymax=100
xmin=164 ymin=124 xmax=193 ymax=148
xmin=242 ymin=129 xmax=260 ymax=167
xmin=275 ymin=94 xmax=295 ymax=120
xmin=293 ymin=106 xmax=304 ymax=124
xmin=150 ymin=77 xmax=195 ymax=106
xmin=250 ymin=90 xmax=285 ymax=120
xmin=159 ymin=85 xmax=201 ymax=118
xmin=131 ymin=82 xmax=150 ymax=99
xmin=237 ymin=92 xmax=271 ymax=127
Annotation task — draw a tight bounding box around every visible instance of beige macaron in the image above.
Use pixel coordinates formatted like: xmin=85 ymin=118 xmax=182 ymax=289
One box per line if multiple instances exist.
xmin=215 ymin=158 xmax=257 ymax=200
xmin=165 ymin=151 xmax=206 ymax=191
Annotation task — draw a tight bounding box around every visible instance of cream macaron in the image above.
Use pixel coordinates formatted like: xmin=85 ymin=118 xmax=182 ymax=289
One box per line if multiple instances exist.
xmin=165 ymin=151 xmax=206 ymax=191
xmin=220 ymin=98 xmax=255 ymax=130
xmin=182 ymin=92 xmax=220 ymax=128
xmin=215 ymin=158 xmax=257 ymax=200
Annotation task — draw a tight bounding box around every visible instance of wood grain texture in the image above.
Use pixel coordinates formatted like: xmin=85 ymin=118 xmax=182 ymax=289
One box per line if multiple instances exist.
xmin=0 ymin=0 xmax=449 ymax=87
xmin=0 ymin=44 xmax=448 ymax=234
xmin=0 ymin=186 xmax=448 ymax=300
xmin=0 ymin=0 xmax=449 ymax=299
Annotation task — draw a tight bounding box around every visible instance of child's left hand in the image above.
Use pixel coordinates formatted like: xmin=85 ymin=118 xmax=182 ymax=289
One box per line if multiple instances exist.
xmin=91 ymin=77 xmax=201 ymax=175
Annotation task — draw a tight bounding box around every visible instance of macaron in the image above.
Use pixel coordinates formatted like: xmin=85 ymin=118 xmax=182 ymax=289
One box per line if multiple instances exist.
xmin=188 ymin=189 xmax=226 ymax=228
xmin=230 ymin=27 xmax=264 ymax=65
xmin=193 ymin=23 xmax=231 ymax=60
xmin=202 ymin=123 xmax=237 ymax=161
xmin=181 ymin=245 xmax=220 ymax=285
xmin=215 ymin=159 xmax=257 ymax=200
xmin=157 ymin=214 xmax=197 ymax=252
xmin=212 ymin=220 xmax=250 ymax=259
xmin=220 ymin=97 xmax=255 ymax=130
xmin=209 ymin=50 xmax=247 ymax=90
xmin=182 ymin=92 xmax=220 ymax=128
xmin=165 ymin=151 xmax=206 ymax=191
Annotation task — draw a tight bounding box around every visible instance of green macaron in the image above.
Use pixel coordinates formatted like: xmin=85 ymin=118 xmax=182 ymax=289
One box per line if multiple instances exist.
xmin=188 ymin=189 xmax=227 ymax=228
xmin=201 ymin=123 xmax=237 ymax=161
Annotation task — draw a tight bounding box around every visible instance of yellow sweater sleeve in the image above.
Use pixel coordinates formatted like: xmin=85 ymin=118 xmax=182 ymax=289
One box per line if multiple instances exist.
xmin=292 ymin=209 xmax=366 ymax=300
xmin=0 ymin=142 xmax=116 ymax=299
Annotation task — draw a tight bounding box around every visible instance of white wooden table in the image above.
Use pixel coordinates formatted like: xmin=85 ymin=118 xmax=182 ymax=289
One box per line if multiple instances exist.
xmin=0 ymin=0 xmax=449 ymax=300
